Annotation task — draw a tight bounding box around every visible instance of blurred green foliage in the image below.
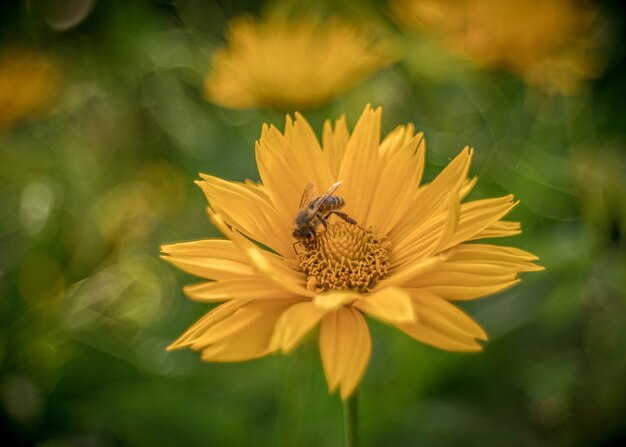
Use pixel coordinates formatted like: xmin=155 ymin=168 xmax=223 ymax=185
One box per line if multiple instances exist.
xmin=1 ymin=0 xmax=625 ymax=446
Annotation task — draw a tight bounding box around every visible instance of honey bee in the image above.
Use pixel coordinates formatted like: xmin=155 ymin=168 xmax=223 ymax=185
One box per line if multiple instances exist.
xmin=292 ymin=180 xmax=357 ymax=242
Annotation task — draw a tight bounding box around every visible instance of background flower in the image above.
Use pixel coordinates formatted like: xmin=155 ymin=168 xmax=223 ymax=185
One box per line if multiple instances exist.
xmin=391 ymin=0 xmax=606 ymax=94
xmin=0 ymin=47 xmax=60 ymax=131
xmin=205 ymin=15 xmax=393 ymax=110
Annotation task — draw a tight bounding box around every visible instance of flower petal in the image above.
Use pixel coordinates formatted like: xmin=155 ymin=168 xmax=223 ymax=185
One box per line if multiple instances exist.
xmin=337 ymin=105 xmax=383 ymax=225
xmin=169 ymin=299 xmax=298 ymax=362
xmin=255 ymin=114 xmax=334 ymax=227
xmin=379 ymin=124 xmax=420 ymax=161
xmin=313 ymin=291 xmax=358 ymax=311
xmin=459 ymin=175 xmax=479 ymax=199
xmin=412 ymin=279 xmax=522 ymax=301
xmin=319 ymin=307 xmax=371 ymax=399
xmin=392 ymin=146 xmax=472 ymax=241
xmin=353 ymin=287 xmax=415 ymax=324
xmin=389 ymin=191 xmax=459 ymax=269
xmin=439 ymin=244 xmax=542 ymax=268
xmin=443 ymin=195 xmax=519 ymax=250
xmin=410 ymin=289 xmax=488 ymax=340
xmin=184 ymin=277 xmax=299 ymax=302
xmin=404 ymin=243 xmax=543 ymax=300
xmin=431 ymin=192 xmax=460 ymax=254
xmin=270 ymin=302 xmax=327 ymax=353
xmin=160 ymin=239 xmax=254 ymax=280
xmin=380 ymin=254 xmax=447 ymax=287
xmin=394 ymin=297 xmax=484 ymax=353
xmin=196 ymin=175 xmax=292 ymax=257
xmin=322 ymin=115 xmax=349 ymax=178
xmin=168 ymin=300 xmax=247 ymax=350
xmin=288 ymin=112 xmax=336 ymax=187
xmin=470 ymin=220 xmax=521 ymax=240
xmin=208 ymin=210 xmax=313 ymax=297
xmin=367 ymin=129 xmax=426 ymax=234
xmin=409 ymin=270 xmax=518 ymax=291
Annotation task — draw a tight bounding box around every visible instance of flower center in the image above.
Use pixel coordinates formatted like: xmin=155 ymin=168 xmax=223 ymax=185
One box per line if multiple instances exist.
xmin=297 ymin=222 xmax=390 ymax=293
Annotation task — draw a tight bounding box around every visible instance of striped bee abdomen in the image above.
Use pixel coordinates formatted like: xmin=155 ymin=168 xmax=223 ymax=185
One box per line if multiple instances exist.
xmin=310 ymin=195 xmax=344 ymax=214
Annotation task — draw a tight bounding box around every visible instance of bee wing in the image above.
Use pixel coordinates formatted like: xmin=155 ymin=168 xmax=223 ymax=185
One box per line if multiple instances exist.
xmin=310 ymin=180 xmax=343 ymax=215
xmin=298 ymin=182 xmax=318 ymax=210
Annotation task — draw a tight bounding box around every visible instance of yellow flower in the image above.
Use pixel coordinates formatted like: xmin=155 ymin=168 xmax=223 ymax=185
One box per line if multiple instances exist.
xmin=0 ymin=47 xmax=60 ymax=131
xmin=162 ymin=105 xmax=542 ymax=399
xmin=392 ymin=0 xmax=603 ymax=94
xmin=205 ymin=16 xmax=393 ymax=110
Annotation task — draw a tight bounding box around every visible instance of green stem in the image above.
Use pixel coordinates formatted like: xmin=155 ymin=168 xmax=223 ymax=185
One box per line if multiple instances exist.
xmin=342 ymin=391 xmax=359 ymax=447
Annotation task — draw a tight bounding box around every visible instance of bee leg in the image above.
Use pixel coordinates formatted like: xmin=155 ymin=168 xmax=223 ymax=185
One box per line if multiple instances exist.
xmin=316 ymin=212 xmax=328 ymax=229
xmin=292 ymin=242 xmax=301 ymax=254
xmin=326 ymin=210 xmax=357 ymax=225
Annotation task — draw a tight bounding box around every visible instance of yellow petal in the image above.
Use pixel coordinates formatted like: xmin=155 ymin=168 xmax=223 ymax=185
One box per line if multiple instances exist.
xmin=392 ymin=146 xmax=472 ymax=241
xmin=160 ymin=239 xmax=246 ymax=257
xmin=171 ymin=299 xmax=297 ymax=362
xmin=379 ymin=124 xmax=417 ymax=161
xmin=381 ymin=254 xmax=447 ymax=287
xmin=436 ymin=244 xmax=543 ymax=274
xmin=255 ymin=124 xmax=303 ymax=223
xmin=396 ymin=321 xmax=483 ymax=352
xmin=319 ymin=307 xmax=371 ymax=399
xmin=410 ymin=270 xmax=518 ymax=288
xmin=443 ymin=195 xmax=519 ymax=249
xmin=183 ymin=278 xmax=298 ymax=302
xmin=160 ymin=239 xmax=254 ymax=280
xmin=395 ymin=294 xmax=484 ymax=353
xmin=322 ymin=115 xmax=349 ymax=178
xmin=168 ymin=300 xmax=247 ymax=350
xmin=367 ymin=129 xmax=426 ymax=234
xmin=190 ymin=305 xmax=262 ymax=348
xmin=410 ymin=289 xmax=487 ymax=340
xmin=430 ymin=192 xmax=460 ymax=254
xmin=403 ymin=243 xmax=543 ymax=299
xmin=337 ymin=105 xmax=383 ymax=225
xmin=390 ymin=211 xmax=448 ymax=267
xmin=470 ymin=220 xmax=521 ymax=240
xmin=255 ymin=114 xmax=334 ymax=227
xmin=246 ymin=247 xmax=313 ymax=297
xmin=270 ymin=302 xmax=327 ymax=353
xmin=313 ymin=291 xmax=358 ymax=311
xmin=390 ymin=192 xmax=459 ymax=269
xmin=459 ymin=175 xmax=478 ymax=199
xmin=196 ymin=175 xmax=293 ymax=257
xmin=420 ymin=279 xmax=522 ymax=301
xmin=353 ymin=287 xmax=415 ymax=324
xmin=208 ymin=210 xmax=313 ymax=297
xmin=289 ymin=112 xmax=335 ymax=187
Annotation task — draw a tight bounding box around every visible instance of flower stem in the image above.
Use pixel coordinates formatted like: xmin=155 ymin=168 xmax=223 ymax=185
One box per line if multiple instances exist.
xmin=343 ymin=391 xmax=359 ymax=447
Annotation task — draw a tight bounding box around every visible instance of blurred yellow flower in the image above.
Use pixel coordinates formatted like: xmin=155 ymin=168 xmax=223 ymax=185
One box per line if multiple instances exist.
xmin=162 ymin=105 xmax=542 ymax=399
xmin=205 ymin=16 xmax=393 ymax=110
xmin=392 ymin=0 xmax=603 ymax=94
xmin=0 ymin=47 xmax=61 ymax=131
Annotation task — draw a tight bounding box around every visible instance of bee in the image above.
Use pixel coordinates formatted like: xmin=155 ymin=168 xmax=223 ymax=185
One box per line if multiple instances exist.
xmin=292 ymin=180 xmax=357 ymax=242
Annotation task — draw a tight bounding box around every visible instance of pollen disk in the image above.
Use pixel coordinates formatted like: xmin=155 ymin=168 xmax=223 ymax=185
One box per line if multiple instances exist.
xmin=297 ymin=222 xmax=390 ymax=293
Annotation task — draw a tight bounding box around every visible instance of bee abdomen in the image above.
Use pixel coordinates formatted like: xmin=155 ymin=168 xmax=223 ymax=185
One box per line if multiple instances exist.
xmin=316 ymin=195 xmax=344 ymax=213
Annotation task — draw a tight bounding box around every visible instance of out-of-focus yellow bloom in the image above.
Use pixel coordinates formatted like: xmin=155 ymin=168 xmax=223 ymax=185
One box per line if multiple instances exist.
xmin=162 ymin=105 xmax=542 ymax=399
xmin=0 ymin=47 xmax=61 ymax=131
xmin=205 ymin=16 xmax=393 ymax=110
xmin=392 ymin=0 xmax=603 ymax=94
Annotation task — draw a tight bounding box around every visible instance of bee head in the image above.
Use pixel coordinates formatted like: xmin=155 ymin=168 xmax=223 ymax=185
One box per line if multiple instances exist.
xmin=293 ymin=227 xmax=314 ymax=240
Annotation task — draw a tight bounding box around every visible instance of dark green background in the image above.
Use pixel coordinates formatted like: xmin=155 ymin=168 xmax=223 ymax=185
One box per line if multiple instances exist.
xmin=1 ymin=1 xmax=625 ymax=445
